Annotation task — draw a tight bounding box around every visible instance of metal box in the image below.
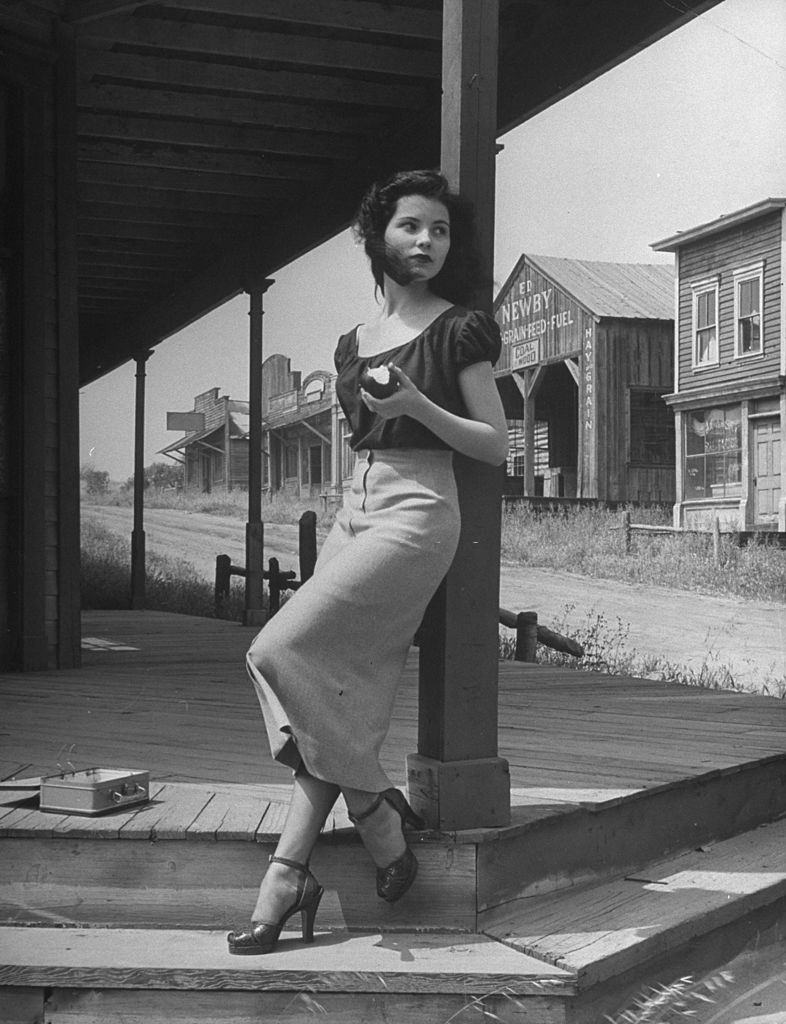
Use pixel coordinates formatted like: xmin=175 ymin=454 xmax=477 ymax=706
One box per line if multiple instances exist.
xmin=39 ymin=768 xmax=150 ymax=815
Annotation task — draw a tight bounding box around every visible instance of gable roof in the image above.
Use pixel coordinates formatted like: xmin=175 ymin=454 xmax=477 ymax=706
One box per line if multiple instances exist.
xmin=526 ymin=255 xmax=674 ymax=320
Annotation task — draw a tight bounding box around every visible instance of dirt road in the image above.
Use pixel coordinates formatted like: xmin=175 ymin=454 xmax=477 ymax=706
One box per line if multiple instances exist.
xmin=83 ymin=505 xmax=785 ymax=692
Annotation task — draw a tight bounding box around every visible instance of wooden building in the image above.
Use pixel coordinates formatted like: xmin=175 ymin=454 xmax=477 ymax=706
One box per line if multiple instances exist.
xmin=494 ymin=255 xmax=675 ymax=502
xmin=652 ymin=198 xmax=786 ymax=532
xmin=160 ymin=388 xmax=249 ymax=492
xmin=260 ymin=355 xmax=348 ymax=499
xmin=166 ymin=360 xmax=353 ymax=500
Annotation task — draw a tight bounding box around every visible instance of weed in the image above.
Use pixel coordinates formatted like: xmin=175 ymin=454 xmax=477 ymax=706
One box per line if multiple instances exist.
xmin=81 ymin=519 xmax=247 ymax=620
xmin=498 ymin=602 xmax=786 ymax=695
xmin=91 ymin=483 xmax=336 ymax=529
xmin=500 ymin=502 xmax=786 ymax=603
xmin=604 ymin=971 xmax=735 ymax=1023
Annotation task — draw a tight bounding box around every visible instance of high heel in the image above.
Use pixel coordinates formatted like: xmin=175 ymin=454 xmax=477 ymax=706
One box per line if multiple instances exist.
xmin=226 ymin=855 xmax=323 ymax=955
xmin=348 ymin=788 xmax=425 ymax=903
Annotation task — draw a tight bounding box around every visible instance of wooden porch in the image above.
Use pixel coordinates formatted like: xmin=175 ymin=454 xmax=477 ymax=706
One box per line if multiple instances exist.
xmin=2 ymin=610 xmax=786 ymax=1022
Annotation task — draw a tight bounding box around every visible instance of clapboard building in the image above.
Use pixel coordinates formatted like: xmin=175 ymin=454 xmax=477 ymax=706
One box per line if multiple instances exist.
xmin=261 ymin=355 xmax=344 ymax=499
xmin=160 ymin=388 xmax=249 ymax=492
xmin=652 ymin=198 xmax=786 ymax=532
xmin=166 ymin=358 xmax=351 ymax=501
xmin=494 ymin=255 xmax=675 ymax=502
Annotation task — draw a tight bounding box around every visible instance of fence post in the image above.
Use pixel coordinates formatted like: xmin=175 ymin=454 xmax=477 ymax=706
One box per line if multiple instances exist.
xmin=712 ymin=515 xmax=721 ymax=565
xmin=268 ymin=557 xmax=281 ymax=616
xmin=623 ymin=510 xmax=631 ymax=554
xmin=215 ymin=554 xmax=231 ymax=609
xmin=299 ymin=511 xmax=317 ymax=583
xmin=515 ymin=611 xmax=538 ymax=662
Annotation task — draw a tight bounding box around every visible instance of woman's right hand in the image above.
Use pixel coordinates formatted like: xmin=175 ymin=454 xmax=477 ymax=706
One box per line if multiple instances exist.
xmin=360 ymin=365 xmax=426 ymax=421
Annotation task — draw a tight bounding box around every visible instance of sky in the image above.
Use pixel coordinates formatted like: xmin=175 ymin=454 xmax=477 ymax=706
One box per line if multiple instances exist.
xmin=79 ymin=0 xmax=786 ymax=482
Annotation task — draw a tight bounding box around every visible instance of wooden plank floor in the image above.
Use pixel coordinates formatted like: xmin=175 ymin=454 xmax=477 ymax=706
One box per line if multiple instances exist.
xmin=2 ymin=610 xmax=785 ymax=815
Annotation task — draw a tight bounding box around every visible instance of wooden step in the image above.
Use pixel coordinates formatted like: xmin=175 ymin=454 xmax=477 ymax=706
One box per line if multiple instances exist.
xmin=0 ymin=925 xmax=574 ymax=1024
xmin=483 ymin=816 xmax=786 ymax=989
xmin=3 ymin=756 xmax=786 ymax=934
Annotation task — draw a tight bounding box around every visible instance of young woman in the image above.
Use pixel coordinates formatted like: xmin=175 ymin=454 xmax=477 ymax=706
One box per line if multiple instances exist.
xmin=227 ymin=169 xmax=508 ymax=955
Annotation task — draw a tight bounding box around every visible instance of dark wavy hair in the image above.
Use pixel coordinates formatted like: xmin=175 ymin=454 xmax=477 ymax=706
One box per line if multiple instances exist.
xmin=353 ymin=169 xmax=482 ymax=306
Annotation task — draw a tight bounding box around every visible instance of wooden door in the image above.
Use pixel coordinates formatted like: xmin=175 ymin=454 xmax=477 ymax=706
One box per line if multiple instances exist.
xmin=753 ymin=418 xmax=781 ymax=523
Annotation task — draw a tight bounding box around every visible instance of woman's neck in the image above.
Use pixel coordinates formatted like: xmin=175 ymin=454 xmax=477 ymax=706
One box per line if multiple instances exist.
xmin=378 ymin=277 xmax=445 ymax=321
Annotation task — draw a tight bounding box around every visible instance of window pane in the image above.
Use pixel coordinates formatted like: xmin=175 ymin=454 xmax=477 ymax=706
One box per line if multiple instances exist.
xmin=697 ymin=290 xmax=715 ymax=328
xmin=696 ymin=326 xmax=716 ymax=362
xmin=684 ymin=455 xmax=705 ymax=498
xmin=740 ymin=315 xmax=761 ymax=353
xmin=738 ymin=278 xmax=759 ymax=317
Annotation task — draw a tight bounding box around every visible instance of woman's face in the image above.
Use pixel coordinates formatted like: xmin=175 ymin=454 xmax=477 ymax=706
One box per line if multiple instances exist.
xmin=383 ymin=194 xmax=451 ymax=285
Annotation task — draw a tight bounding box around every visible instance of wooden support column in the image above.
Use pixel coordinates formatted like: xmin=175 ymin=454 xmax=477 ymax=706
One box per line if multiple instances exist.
xmin=130 ymin=350 xmax=153 ymax=609
xmin=407 ymin=0 xmax=510 ymax=830
xmin=244 ymin=277 xmax=274 ymax=627
xmin=55 ymin=21 xmax=81 ymax=667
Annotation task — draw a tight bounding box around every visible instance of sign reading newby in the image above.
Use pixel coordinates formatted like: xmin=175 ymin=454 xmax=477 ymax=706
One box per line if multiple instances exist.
xmin=494 ymin=256 xmax=588 ymax=374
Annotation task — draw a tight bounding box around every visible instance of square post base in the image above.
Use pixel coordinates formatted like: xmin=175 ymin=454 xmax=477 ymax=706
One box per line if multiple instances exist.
xmin=406 ymin=754 xmax=511 ymax=830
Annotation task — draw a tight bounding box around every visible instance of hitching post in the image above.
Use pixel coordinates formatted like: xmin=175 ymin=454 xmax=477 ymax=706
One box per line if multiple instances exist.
xmin=407 ymin=0 xmax=510 ymax=830
xmin=244 ymin=277 xmax=274 ymax=626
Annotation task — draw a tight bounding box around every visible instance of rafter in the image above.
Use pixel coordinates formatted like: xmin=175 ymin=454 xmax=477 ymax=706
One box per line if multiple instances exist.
xmin=76 ymin=17 xmax=440 ymax=79
xmin=77 ymin=114 xmax=360 ymax=159
xmin=78 ymin=160 xmax=316 ymax=199
xmin=79 ymin=182 xmax=286 ymax=215
xmin=77 ymin=83 xmax=386 ymax=134
xmin=77 ymin=140 xmax=327 ymax=181
xmin=78 ymin=51 xmax=432 ymax=110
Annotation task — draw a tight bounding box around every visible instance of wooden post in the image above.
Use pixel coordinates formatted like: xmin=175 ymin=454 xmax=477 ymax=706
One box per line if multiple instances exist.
xmin=215 ymin=554 xmax=231 ymax=609
xmin=55 ymin=20 xmax=82 ymax=668
xmin=299 ymin=511 xmax=318 ymax=583
xmin=516 ymin=611 xmax=538 ymax=663
xmin=243 ymin=277 xmax=274 ymax=626
xmin=623 ymin=510 xmax=632 ymax=554
xmin=712 ymin=515 xmax=721 ymax=565
xmin=131 ymin=350 xmax=153 ymax=609
xmin=267 ymin=557 xmax=281 ymax=616
xmin=407 ymin=0 xmax=510 ymax=831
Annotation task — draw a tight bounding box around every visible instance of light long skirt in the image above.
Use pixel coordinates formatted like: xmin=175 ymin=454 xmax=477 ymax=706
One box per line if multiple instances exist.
xmin=246 ymin=448 xmax=461 ymax=792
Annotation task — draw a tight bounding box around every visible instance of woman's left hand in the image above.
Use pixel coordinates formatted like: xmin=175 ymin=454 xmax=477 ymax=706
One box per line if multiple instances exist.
xmin=360 ymin=365 xmax=425 ymax=420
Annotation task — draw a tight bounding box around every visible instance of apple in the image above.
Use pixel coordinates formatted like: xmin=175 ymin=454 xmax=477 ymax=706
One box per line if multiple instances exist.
xmin=360 ymin=364 xmax=399 ymax=399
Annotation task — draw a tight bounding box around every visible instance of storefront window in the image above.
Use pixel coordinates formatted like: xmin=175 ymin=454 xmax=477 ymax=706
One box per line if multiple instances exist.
xmin=684 ymin=405 xmax=742 ymax=500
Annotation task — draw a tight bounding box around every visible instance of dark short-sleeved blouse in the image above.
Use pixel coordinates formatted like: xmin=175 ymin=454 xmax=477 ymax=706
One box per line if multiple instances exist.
xmin=334 ymin=305 xmax=501 ymax=452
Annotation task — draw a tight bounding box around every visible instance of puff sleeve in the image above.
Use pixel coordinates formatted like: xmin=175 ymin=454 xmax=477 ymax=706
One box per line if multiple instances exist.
xmin=453 ymin=310 xmax=502 ymax=370
xmin=333 ymin=330 xmax=354 ymax=373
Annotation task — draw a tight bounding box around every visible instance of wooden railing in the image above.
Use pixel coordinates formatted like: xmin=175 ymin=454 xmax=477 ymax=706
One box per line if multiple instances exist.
xmin=215 ymin=511 xmax=318 ymax=615
xmin=498 ymin=608 xmax=584 ymax=663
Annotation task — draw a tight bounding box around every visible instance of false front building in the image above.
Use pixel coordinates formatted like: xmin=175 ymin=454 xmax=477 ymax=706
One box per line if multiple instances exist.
xmin=652 ymin=199 xmax=785 ymax=533
xmin=494 ymin=255 xmax=675 ymax=502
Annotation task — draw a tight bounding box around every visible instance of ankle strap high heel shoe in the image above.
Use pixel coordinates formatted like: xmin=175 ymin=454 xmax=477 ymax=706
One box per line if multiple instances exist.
xmin=226 ymin=855 xmax=323 ymax=955
xmin=348 ymin=788 xmax=425 ymax=903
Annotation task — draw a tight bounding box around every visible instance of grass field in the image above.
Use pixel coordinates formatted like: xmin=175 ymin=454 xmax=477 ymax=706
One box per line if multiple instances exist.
xmin=82 ymin=487 xmax=785 ymax=695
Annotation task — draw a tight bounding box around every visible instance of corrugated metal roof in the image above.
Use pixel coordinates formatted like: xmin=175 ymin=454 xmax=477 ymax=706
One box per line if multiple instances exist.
xmin=526 ymin=255 xmax=674 ymax=320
